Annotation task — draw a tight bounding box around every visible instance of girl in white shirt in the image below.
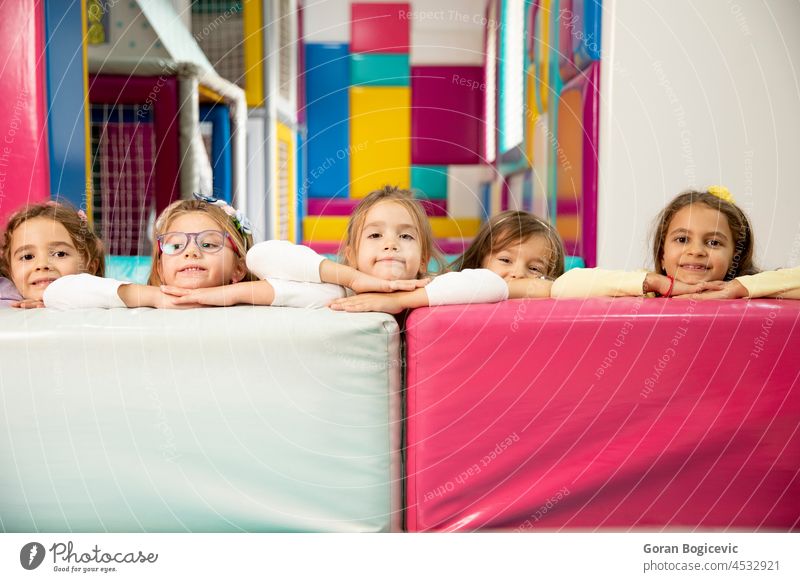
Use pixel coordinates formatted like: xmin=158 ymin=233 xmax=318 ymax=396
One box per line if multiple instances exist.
xmin=3 ymin=202 xmax=104 ymax=309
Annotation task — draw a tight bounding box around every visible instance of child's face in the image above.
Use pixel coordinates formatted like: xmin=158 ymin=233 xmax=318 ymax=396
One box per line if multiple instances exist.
xmin=157 ymin=212 xmax=245 ymax=288
xmin=661 ymin=204 xmax=735 ymax=283
xmin=353 ymin=201 xmax=423 ymax=280
xmin=481 ymin=235 xmax=552 ymax=280
xmin=8 ymin=217 xmax=85 ymax=300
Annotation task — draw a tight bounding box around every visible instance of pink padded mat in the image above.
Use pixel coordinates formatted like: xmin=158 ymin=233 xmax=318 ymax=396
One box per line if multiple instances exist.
xmin=405 ymin=298 xmax=800 ymax=531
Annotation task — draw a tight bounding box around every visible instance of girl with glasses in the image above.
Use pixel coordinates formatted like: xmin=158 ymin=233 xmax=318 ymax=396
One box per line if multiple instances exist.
xmin=176 ymin=187 xmax=553 ymax=313
xmin=42 ymin=196 xmax=252 ymax=308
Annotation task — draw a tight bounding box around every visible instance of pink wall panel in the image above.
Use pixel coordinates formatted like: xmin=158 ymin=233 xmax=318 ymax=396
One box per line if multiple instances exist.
xmin=0 ymin=0 xmax=50 ymax=225
xmin=411 ymin=66 xmax=484 ymax=165
xmin=351 ymin=3 xmax=410 ymax=54
xmin=406 ymin=299 xmax=800 ymax=531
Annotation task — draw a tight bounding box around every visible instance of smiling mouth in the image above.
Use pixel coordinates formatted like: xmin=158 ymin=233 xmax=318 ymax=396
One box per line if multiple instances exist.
xmin=679 ymin=264 xmax=710 ymax=272
xmin=178 ymin=266 xmax=207 ymax=274
xmin=377 ymin=258 xmax=404 ymax=264
xmin=32 ymin=278 xmax=57 ymax=287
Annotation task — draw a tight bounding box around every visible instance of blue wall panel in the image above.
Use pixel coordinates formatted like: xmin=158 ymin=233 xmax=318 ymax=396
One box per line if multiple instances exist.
xmin=305 ymin=43 xmax=350 ymax=198
xmin=44 ymin=0 xmax=88 ymax=209
xmin=199 ymin=104 xmax=232 ymax=202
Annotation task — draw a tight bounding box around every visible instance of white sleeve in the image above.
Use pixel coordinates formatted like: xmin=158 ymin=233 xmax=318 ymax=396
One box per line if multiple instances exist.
xmin=551 ymin=268 xmax=647 ymax=298
xmin=246 ymin=240 xmax=324 ymax=283
xmin=267 ymin=278 xmax=346 ymax=309
xmin=43 ymin=274 xmax=127 ymax=309
xmin=424 ymin=269 xmax=510 ymax=306
xmin=736 ymin=267 xmax=800 ymax=299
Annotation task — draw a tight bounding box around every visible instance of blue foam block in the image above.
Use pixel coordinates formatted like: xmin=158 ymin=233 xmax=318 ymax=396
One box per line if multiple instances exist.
xmin=305 ymin=43 xmax=350 ymax=198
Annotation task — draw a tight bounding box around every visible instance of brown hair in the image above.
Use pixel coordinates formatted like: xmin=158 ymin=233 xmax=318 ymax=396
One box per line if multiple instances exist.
xmin=452 ymin=210 xmax=566 ymax=279
xmin=340 ymin=185 xmax=444 ymax=277
xmin=652 ymin=190 xmax=757 ymax=280
xmin=1 ymin=202 xmax=105 ymax=278
xmin=148 ymin=199 xmax=254 ymax=285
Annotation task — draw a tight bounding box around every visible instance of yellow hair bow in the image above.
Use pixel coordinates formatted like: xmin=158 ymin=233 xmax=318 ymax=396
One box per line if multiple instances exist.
xmin=707 ymin=185 xmax=735 ymax=203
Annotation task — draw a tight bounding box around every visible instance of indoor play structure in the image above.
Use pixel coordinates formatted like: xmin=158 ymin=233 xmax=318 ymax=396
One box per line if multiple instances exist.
xmin=1 ymin=1 xmax=798 ymax=532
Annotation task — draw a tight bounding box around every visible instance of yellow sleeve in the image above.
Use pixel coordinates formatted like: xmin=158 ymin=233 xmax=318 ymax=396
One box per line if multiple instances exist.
xmin=736 ymin=267 xmax=800 ymax=299
xmin=551 ymin=268 xmax=648 ymax=298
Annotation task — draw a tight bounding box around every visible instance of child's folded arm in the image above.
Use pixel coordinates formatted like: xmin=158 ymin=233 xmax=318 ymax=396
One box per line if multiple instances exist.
xmin=506 ymin=277 xmax=553 ymax=299
xmin=43 ymin=274 xmax=127 ymax=309
xmin=246 ymin=240 xmax=325 ymax=283
xmin=419 ymin=269 xmax=509 ymax=306
xmin=551 ymin=268 xmax=648 ymax=298
xmin=268 ymin=278 xmax=347 ymax=308
xmin=736 ymin=267 xmax=800 ymax=299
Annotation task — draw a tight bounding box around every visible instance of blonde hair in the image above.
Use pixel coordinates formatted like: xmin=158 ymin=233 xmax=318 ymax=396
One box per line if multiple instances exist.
xmin=148 ymin=199 xmax=254 ymax=285
xmin=651 ymin=190 xmax=757 ymax=280
xmin=452 ymin=210 xmax=565 ymax=279
xmin=1 ymin=202 xmax=105 ymax=279
xmin=340 ymin=185 xmax=444 ymax=277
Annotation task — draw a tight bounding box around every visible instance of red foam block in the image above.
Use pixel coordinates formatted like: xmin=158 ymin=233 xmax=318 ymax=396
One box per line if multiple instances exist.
xmin=411 ymin=66 xmax=485 ymax=165
xmin=351 ymin=3 xmax=410 ymax=54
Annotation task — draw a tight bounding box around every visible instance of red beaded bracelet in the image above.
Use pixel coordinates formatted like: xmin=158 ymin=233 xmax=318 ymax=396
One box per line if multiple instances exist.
xmin=665 ymin=275 xmax=675 ymax=298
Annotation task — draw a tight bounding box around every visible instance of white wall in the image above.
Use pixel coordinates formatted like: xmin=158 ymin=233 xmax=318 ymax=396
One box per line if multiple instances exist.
xmin=303 ymin=0 xmax=486 ymax=64
xmin=599 ymin=0 xmax=800 ymax=270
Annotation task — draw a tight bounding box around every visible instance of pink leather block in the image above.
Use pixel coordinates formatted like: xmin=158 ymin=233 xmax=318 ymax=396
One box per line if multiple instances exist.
xmin=411 ymin=66 xmax=484 ymax=165
xmin=308 ymin=197 xmax=447 ymax=217
xmin=351 ymin=3 xmax=410 ymax=54
xmin=405 ymin=299 xmax=800 ymax=531
xmin=0 ymin=0 xmax=50 ymax=225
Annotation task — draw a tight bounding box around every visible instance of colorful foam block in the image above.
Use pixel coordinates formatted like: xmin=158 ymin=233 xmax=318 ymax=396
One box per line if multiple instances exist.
xmin=406 ymin=299 xmax=800 ymax=531
xmin=349 ymin=86 xmax=410 ymax=197
xmin=305 ymin=43 xmax=350 ymax=198
xmin=573 ymin=0 xmax=602 ymax=68
xmin=350 ymin=53 xmax=410 ymax=86
xmin=351 ymin=3 xmax=410 ymax=54
xmin=307 ymin=197 xmax=446 ymax=217
xmin=411 ymin=166 xmax=448 ymax=199
xmin=45 ymin=0 xmax=90 ymax=211
xmin=555 ymin=61 xmax=600 ymax=266
xmin=199 ymin=104 xmax=232 ymax=202
xmin=447 ymin=165 xmax=489 ymax=218
xmin=0 ymin=308 xmax=402 ymax=532
xmin=303 ymin=215 xmax=479 ymax=242
xmin=558 ymin=0 xmax=580 ymax=81
xmin=411 ymin=66 xmax=484 ymax=165
xmin=0 ymin=0 xmax=50 ymax=225
xmin=532 ymin=0 xmax=552 ymax=114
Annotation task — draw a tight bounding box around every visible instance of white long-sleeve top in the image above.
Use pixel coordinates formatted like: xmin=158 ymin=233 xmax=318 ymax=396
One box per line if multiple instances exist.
xmin=43 ymin=274 xmax=127 ymax=309
xmin=42 ymin=273 xmax=346 ymax=309
xmin=246 ymin=240 xmax=510 ymax=306
xmin=551 ymin=267 xmax=800 ymax=299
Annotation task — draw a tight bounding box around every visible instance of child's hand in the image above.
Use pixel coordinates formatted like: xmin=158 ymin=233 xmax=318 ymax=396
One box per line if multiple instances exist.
xmin=330 ymin=292 xmax=407 ymax=314
xmin=118 ymin=284 xmax=201 ymax=309
xmin=11 ymin=299 xmax=45 ymax=309
xmin=644 ymin=273 xmax=724 ymax=297
xmin=673 ymin=280 xmax=748 ymax=300
xmin=348 ymin=272 xmax=429 ymax=294
xmin=163 ymin=285 xmax=240 ymax=307
xmin=506 ymin=278 xmax=553 ymax=299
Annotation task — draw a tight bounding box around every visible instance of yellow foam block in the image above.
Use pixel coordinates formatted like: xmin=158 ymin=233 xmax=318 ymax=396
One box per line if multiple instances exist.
xmin=349 ymin=87 xmax=410 ymax=197
xmin=526 ymin=67 xmax=537 ymax=165
xmin=243 ymin=0 xmax=264 ymax=107
xmin=275 ymin=122 xmax=297 ymax=241
xmin=303 ymin=216 xmax=481 ymax=242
